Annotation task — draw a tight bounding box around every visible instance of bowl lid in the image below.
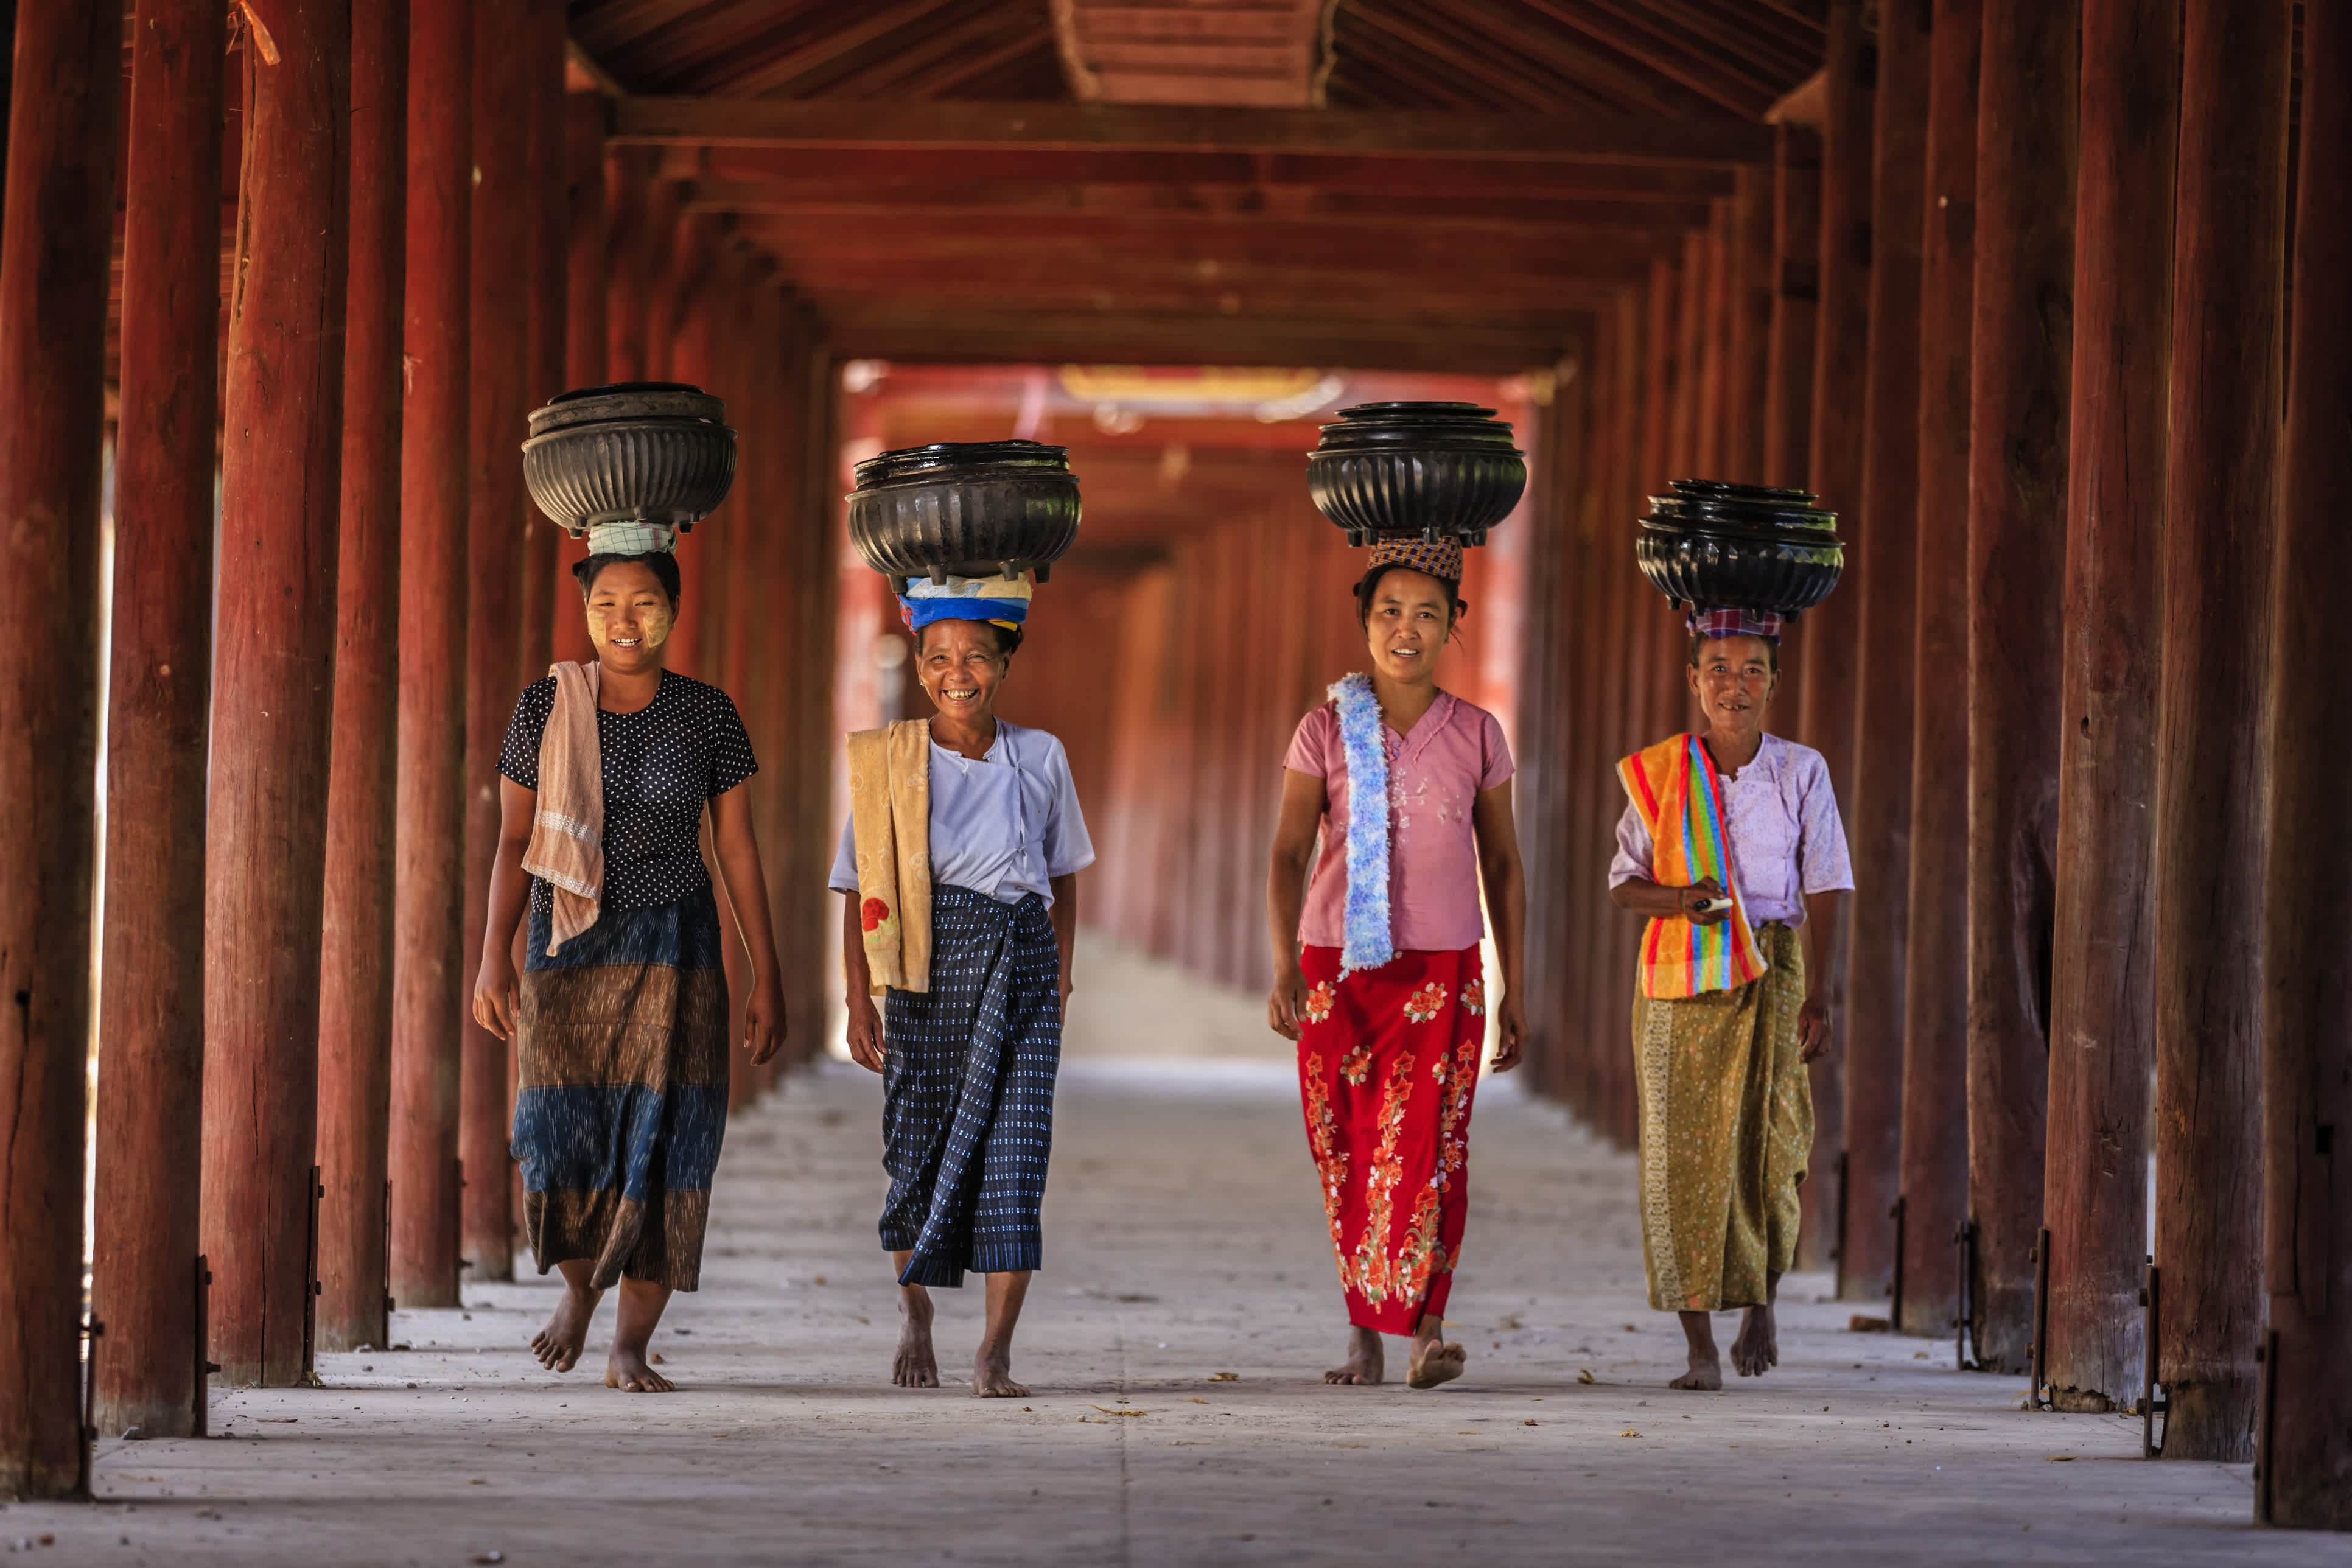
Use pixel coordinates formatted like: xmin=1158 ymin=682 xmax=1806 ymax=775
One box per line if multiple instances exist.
xmin=527 ymin=380 xmax=728 ymax=436
xmin=852 ymin=439 xmax=1075 ymax=490
xmin=1643 ymin=477 xmax=1839 ymax=537
xmin=1311 ymin=401 xmax=1522 ymax=455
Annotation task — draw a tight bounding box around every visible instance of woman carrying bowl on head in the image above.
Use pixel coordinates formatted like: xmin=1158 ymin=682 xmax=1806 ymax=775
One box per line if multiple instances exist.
xmin=471 ymin=544 xmax=786 ymax=1394
xmin=1265 ymin=535 xmax=1529 ymax=1391
xmin=1608 ymin=606 xmax=1851 ymax=1391
xmin=831 ymin=571 xmax=1093 ymax=1399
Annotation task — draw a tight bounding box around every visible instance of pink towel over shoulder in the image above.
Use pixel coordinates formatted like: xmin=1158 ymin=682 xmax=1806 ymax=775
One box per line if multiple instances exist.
xmin=522 ymin=660 xmax=604 ymax=955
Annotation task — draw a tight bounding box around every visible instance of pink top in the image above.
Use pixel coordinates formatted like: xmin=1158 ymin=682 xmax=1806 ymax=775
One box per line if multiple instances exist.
xmin=1284 ymin=690 xmax=1515 ymax=954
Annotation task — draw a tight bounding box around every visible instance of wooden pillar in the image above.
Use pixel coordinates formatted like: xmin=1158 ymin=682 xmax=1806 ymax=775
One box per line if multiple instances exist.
xmin=458 ymin=0 xmax=531 ymax=1286
xmin=2259 ymin=0 xmax=2352 ymax=1521
xmin=2040 ymin=0 xmax=2175 ymax=1409
xmin=1725 ymin=167 xmax=1775 ymax=484
xmin=1693 ymin=211 xmax=1729 ymax=476
xmin=89 ymin=0 xmax=226 ymax=1438
xmin=315 ymin=0 xmax=407 ymax=1358
xmin=201 ymin=0 xmax=351 ymax=1388
xmin=552 ymin=93 xmax=608 ymax=670
xmin=391 ymin=0 xmax=472 ymax=1312
xmin=1895 ymin=0 xmax=1979 ymax=1340
xmin=517 ymin=0 xmax=570 ymax=680
xmin=1794 ymin=0 xmax=1872 ymax=1275
xmin=1763 ymin=124 xmax=1822 ymax=491
xmin=0 ymin=0 xmax=116 ymax=1495
xmin=1964 ymin=0 xmax=2075 ymax=1374
xmin=605 ymin=149 xmax=651 ymax=382
xmin=2152 ymin=0 xmax=2287 ymax=1464
xmin=1838 ymin=0 xmax=1930 ymax=1307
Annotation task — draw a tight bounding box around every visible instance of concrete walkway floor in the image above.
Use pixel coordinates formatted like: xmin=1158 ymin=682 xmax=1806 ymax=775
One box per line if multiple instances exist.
xmin=9 ymin=946 xmax=2336 ymax=1566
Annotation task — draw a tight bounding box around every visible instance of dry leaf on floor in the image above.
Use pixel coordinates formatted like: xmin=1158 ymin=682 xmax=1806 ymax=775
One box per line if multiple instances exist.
xmin=1209 ymin=1372 xmax=1238 ymax=1381
xmin=1185 ymin=1397 xmax=1209 ymax=1404
xmin=1577 ymin=1370 xmax=1596 ymax=1384
xmin=1090 ymin=1405 xmax=1147 ymax=1416
xmin=1619 ymin=1430 xmax=1641 ymax=1438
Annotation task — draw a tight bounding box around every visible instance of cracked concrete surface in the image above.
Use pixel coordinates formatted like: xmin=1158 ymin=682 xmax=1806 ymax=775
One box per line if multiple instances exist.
xmin=3 ymin=939 xmax=2329 ymax=1566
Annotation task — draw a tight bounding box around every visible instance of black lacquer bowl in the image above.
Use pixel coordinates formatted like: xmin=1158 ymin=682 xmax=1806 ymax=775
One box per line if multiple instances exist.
xmin=1636 ymin=478 xmax=1843 ymax=618
xmin=1306 ymin=401 xmax=1527 ymax=546
xmin=522 ymin=382 xmax=737 ymax=537
xmin=847 ymin=439 xmax=1081 ymax=585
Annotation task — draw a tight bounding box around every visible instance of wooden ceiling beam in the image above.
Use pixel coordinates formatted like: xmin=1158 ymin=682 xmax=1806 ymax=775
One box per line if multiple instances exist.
xmin=829 ymin=315 xmax=1572 ymax=373
xmin=698 ymin=145 xmax=1741 ymax=198
xmin=684 ymin=177 xmax=1715 ymax=231
xmin=1394 ymin=0 xmax=1722 ymax=118
xmin=1508 ymin=0 xmax=1785 ymax=116
xmin=737 ymin=215 xmax=1687 ymax=267
xmin=610 ymin=96 xmax=1776 ymax=165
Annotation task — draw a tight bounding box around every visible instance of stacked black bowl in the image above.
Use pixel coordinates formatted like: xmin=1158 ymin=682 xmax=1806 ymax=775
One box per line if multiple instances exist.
xmin=847 ymin=439 xmax=1081 ymax=587
xmin=1306 ymin=401 xmax=1527 ymax=547
xmin=1636 ymin=479 xmax=1843 ymax=619
xmin=522 ymin=382 xmax=737 ymax=538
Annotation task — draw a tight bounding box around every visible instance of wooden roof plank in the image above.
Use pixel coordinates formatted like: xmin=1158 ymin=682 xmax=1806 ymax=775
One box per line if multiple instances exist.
xmin=1507 ymin=0 xmax=1787 ymax=116
xmin=610 ymin=96 xmax=1777 ymax=164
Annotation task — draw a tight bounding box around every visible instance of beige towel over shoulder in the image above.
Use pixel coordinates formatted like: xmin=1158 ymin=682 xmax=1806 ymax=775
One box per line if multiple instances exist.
xmin=847 ymin=719 xmax=932 ymax=995
xmin=522 ymin=660 xmax=604 ymax=956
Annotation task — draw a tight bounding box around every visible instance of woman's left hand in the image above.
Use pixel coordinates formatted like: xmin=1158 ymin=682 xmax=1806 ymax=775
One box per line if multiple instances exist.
xmin=744 ymin=972 xmax=787 ymax=1066
xmin=1797 ymin=995 xmax=1832 ymax=1063
xmin=1488 ymin=993 xmax=1527 ymax=1073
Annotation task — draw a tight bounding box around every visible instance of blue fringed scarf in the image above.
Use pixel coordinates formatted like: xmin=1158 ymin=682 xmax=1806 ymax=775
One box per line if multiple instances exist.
xmin=1330 ymin=673 xmax=1395 ymax=971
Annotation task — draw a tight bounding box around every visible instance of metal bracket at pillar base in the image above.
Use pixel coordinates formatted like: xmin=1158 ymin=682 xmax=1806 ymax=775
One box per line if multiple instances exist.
xmin=194 ymin=1255 xmax=215 ymax=1439
xmin=1950 ymin=1219 xmax=1980 ymax=1372
xmin=2025 ymin=1225 xmax=2054 ymax=1411
xmin=2140 ymin=1257 xmax=2168 ymax=1458
xmin=2253 ymin=1330 xmax=2279 ymax=1522
xmin=76 ymin=1315 xmax=105 ymax=1500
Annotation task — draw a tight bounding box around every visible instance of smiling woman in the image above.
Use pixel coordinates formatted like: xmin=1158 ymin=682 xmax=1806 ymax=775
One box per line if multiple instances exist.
xmin=1607 ymin=606 xmax=1852 ymax=1394
xmin=467 ymin=550 xmax=788 ymax=1398
xmin=1265 ymin=534 xmax=1529 ymax=1395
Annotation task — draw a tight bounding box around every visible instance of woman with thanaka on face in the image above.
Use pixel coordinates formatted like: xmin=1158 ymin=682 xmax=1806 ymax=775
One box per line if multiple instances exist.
xmin=472 ymin=548 xmax=786 ymax=1393
xmin=831 ymin=572 xmax=1092 ymax=1398
xmin=1609 ymin=609 xmax=1851 ymax=1390
xmin=1265 ymin=536 xmax=1529 ymax=1390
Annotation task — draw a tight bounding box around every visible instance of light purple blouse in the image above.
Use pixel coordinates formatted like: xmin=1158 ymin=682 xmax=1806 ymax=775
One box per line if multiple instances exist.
xmin=828 ymin=721 xmax=1094 ymax=908
xmin=1608 ymin=732 xmax=1853 ymax=926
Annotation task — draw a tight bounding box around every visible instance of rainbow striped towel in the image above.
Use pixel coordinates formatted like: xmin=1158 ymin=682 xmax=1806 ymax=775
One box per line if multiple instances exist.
xmin=1617 ymin=734 xmax=1768 ymax=999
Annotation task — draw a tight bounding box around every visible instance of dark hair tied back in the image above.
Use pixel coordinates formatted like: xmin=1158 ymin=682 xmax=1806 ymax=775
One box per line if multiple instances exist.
xmin=1353 ymin=562 xmax=1468 ymax=637
xmin=573 ymin=550 xmax=682 ymax=606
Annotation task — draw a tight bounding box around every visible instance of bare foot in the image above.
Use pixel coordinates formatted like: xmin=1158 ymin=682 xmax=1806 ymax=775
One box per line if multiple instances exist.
xmin=895 ymin=1287 xmax=940 ymax=1388
xmin=1669 ymin=1347 xmax=1723 ymax=1391
xmin=1325 ymin=1325 xmax=1384 ymax=1385
xmin=1401 ymin=1326 xmax=1458 ymax=1382
xmin=530 ymin=1283 xmax=598 ymax=1372
xmin=1729 ymin=1303 xmax=1777 ymax=1377
xmin=971 ymin=1342 xmax=1027 ymax=1398
xmin=605 ymin=1345 xmax=675 ymax=1393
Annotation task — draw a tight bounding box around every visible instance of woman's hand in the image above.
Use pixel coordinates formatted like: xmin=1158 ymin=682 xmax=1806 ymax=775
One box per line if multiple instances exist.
xmin=471 ymin=951 xmax=519 ymax=1041
xmin=1489 ymin=991 xmax=1527 ymax=1073
xmin=1267 ymin=962 xmax=1309 ymax=1040
xmin=1797 ymin=995 xmax=1833 ymax=1063
xmin=845 ymin=990 xmax=886 ymax=1074
xmin=744 ymin=971 xmax=786 ymax=1065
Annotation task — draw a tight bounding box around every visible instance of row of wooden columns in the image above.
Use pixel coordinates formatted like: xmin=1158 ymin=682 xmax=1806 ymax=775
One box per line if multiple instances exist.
xmin=1516 ymin=0 xmax=2348 ymax=1522
xmin=0 ymin=0 xmax=839 ymax=1498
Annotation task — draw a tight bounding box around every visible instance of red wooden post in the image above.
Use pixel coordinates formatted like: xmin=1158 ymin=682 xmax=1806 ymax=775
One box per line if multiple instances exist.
xmin=459 ymin=0 xmax=533 ymax=1287
xmin=1795 ymin=0 xmax=1872 ymax=1275
xmin=1837 ymin=0 xmax=1930 ymax=1307
xmin=553 ymin=92 xmax=609 ymax=670
xmin=89 ymin=0 xmax=226 ymax=1438
xmin=1724 ymin=168 xmax=1774 ymax=484
xmin=1895 ymin=0 xmax=1979 ymax=1340
xmin=0 ymin=0 xmax=121 ymax=1493
xmin=391 ymin=0 xmax=473 ymax=1312
xmin=2259 ymin=0 xmax=2352 ymax=1521
xmin=1763 ymin=124 xmax=1821 ymax=492
xmin=1964 ymin=0 xmax=2075 ymax=1374
xmin=2152 ymin=0 xmax=2287 ymax=1464
xmin=2039 ymin=0 xmax=2176 ymax=1410
xmin=317 ymin=0 xmax=407 ymax=1357
xmin=201 ymin=0 xmax=352 ymax=1387
xmin=518 ymin=0 xmax=570 ymax=681
xmin=606 ymin=149 xmax=651 ymax=382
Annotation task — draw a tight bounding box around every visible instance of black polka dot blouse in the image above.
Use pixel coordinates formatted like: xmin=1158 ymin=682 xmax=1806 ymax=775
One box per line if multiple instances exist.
xmin=498 ymin=670 xmax=758 ymax=916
